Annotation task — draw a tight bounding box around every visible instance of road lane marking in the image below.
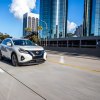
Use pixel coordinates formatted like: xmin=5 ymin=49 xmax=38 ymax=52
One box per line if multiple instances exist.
xmin=0 ymin=68 xmax=4 ymax=73
xmin=47 ymin=59 xmax=100 ymax=74
xmin=0 ymin=67 xmax=46 ymax=100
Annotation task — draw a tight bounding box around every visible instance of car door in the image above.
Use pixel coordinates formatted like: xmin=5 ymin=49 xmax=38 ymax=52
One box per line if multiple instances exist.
xmin=1 ymin=39 xmax=8 ymax=57
xmin=6 ymin=39 xmax=13 ymax=59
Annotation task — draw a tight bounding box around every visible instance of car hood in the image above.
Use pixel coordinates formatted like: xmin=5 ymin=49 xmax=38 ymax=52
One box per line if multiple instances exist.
xmin=16 ymin=46 xmax=44 ymax=51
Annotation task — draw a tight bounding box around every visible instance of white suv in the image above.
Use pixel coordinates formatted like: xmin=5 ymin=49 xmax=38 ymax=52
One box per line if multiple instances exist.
xmin=0 ymin=38 xmax=47 ymax=66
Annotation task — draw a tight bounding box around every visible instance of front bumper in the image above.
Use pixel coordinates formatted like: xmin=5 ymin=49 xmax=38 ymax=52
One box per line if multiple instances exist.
xmin=19 ymin=59 xmax=45 ymax=65
xmin=17 ymin=51 xmax=47 ymax=64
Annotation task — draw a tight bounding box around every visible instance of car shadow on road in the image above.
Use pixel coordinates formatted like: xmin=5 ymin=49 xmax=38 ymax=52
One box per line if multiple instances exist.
xmin=0 ymin=58 xmax=42 ymax=67
xmin=0 ymin=58 xmax=13 ymax=66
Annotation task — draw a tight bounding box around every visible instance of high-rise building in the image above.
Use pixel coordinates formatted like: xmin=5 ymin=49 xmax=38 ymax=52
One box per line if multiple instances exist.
xmin=74 ymin=25 xmax=83 ymax=37
xmin=39 ymin=0 xmax=68 ymax=39
xmin=23 ymin=13 xmax=39 ymax=36
xmin=83 ymin=0 xmax=100 ymax=36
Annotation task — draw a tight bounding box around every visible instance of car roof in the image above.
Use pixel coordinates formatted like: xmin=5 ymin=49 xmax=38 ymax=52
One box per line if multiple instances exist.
xmin=6 ymin=38 xmax=28 ymax=41
xmin=12 ymin=38 xmax=28 ymax=41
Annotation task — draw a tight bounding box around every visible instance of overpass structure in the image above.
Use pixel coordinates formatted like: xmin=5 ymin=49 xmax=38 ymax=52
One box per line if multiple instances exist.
xmin=41 ymin=36 xmax=100 ymax=48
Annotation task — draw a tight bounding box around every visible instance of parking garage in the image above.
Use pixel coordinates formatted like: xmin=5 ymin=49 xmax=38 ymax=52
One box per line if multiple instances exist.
xmin=41 ymin=36 xmax=100 ymax=48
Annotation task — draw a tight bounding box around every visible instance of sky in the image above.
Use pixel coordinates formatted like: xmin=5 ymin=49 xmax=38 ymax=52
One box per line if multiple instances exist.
xmin=0 ymin=0 xmax=84 ymax=38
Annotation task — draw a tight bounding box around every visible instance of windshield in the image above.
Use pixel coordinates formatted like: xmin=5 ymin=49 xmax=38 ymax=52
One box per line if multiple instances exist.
xmin=13 ymin=39 xmax=37 ymax=46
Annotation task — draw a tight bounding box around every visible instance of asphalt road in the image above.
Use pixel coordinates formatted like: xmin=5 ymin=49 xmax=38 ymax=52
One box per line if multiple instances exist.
xmin=0 ymin=50 xmax=100 ymax=100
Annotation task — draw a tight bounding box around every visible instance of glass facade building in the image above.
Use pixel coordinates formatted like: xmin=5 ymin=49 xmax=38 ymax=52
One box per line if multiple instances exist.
xmin=39 ymin=0 xmax=68 ymax=39
xmin=83 ymin=0 xmax=100 ymax=36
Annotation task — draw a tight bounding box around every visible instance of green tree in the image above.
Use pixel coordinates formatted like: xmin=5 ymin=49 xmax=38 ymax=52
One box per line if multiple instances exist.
xmin=25 ymin=27 xmax=32 ymax=34
xmin=0 ymin=32 xmax=10 ymax=40
xmin=30 ymin=33 xmax=40 ymax=44
xmin=38 ymin=26 xmax=43 ymax=31
xmin=24 ymin=28 xmax=41 ymax=44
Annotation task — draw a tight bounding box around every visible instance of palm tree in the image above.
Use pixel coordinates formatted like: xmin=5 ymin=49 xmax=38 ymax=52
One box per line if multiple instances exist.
xmin=25 ymin=27 xmax=32 ymax=35
xmin=24 ymin=28 xmax=40 ymax=44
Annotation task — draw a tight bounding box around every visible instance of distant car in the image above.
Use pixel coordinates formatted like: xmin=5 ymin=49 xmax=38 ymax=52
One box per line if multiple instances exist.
xmin=0 ymin=38 xmax=47 ymax=66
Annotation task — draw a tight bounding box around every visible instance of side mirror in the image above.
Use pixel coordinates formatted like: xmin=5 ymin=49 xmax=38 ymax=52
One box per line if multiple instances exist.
xmin=7 ymin=42 xmax=12 ymax=47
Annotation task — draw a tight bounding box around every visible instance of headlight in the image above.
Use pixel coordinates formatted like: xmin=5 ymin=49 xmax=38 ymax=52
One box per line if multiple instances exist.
xmin=44 ymin=50 xmax=46 ymax=53
xmin=19 ymin=48 xmax=28 ymax=54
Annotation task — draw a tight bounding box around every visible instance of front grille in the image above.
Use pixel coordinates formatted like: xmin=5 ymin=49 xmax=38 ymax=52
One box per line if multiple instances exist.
xmin=31 ymin=50 xmax=44 ymax=56
xmin=33 ymin=55 xmax=43 ymax=59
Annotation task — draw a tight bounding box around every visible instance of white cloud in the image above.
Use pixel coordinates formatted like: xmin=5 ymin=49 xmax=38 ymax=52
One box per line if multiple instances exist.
xmin=67 ymin=20 xmax=77 ymax=33
xmin=9 ymin=0 xmax=36 ymax=19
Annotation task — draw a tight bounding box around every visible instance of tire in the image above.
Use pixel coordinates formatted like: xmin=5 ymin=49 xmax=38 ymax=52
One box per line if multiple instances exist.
xmin=0 ymin=50 xmax=3 ymax=60
xmin=11 ymin=53 xmax=19 ymax=66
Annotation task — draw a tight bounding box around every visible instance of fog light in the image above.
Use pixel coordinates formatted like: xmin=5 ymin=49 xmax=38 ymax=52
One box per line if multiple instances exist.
xmin=21 ymin=56 xmax=25 ymax=61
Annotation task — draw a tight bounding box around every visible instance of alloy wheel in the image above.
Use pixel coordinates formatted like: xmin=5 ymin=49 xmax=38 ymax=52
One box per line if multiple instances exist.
xmin=12 ymin=54 xmax=18 ymax=66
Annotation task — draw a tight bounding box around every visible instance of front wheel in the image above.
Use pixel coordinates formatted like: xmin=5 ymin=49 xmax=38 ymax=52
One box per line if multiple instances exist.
xmin=11 ymin=53 xmax=19 ymax=66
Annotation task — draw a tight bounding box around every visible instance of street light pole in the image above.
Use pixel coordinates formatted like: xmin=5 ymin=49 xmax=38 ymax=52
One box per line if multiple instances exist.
xmin=40 ymin=20 xmax=48 ymax=46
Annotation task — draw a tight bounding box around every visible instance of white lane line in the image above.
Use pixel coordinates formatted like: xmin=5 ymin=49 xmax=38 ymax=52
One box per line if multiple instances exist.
xmin=0 ymin=68 xmax=4 ymax=73
xmin=0 ymin=67 xmax=46 ymax=100
xmin=60 ymin=56 xmax=64 ymax=63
